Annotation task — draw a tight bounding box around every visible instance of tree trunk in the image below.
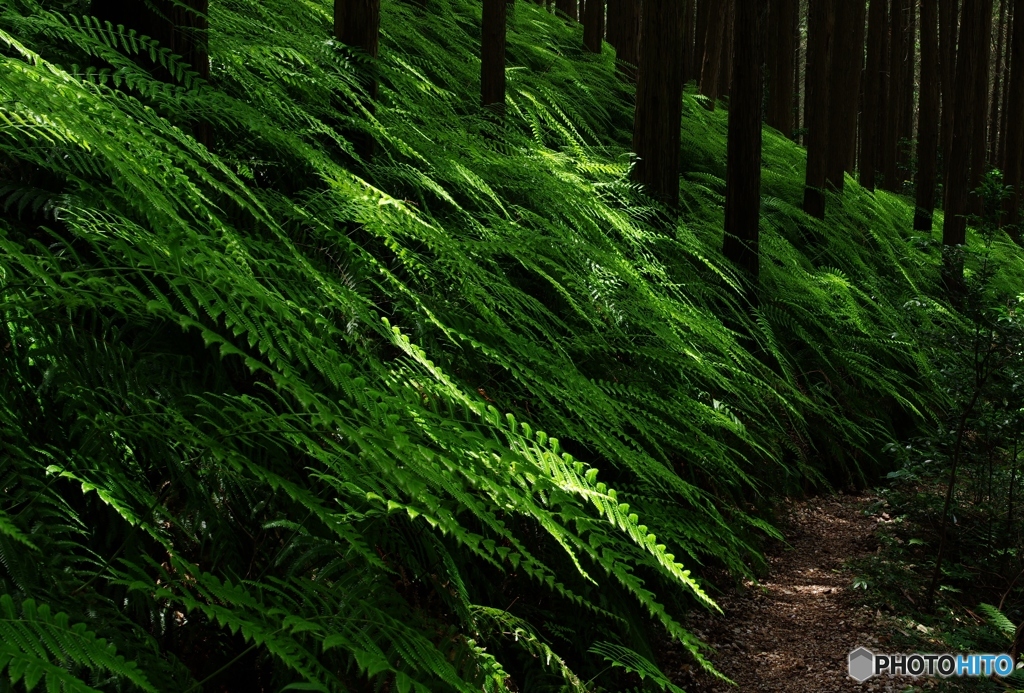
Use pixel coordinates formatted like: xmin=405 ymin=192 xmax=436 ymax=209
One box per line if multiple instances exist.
xmin=794 ymin=0 xmax=803 ymax=143
xmin=1003 ymin=0 xmax=1024 ymax=228
xmin=881 ymin=0 xmax=908 ymax=190
xmin=944 ymin=0 xmax=985 ymax=285
xmin=334 ymin=0 xmax=381 ymax=160
xmin=557 ymin=0 xmax=578 ymax=20
xmin=718 ymin=0 xmax=737 ymax=100
xmin=694 ymin=0 xmax=711 ymax=85
xmin=999 ymin=5 xmax=1014 ymax=169
xmin=915 ymin=0 xmax=941 ymax=230
xmin=803 ymin=0 xmax=836 ymax=218
xmin=632 ymin=0 xmax=686 ymax=208
xmin=990 ymin=0 xmax=1008 ymax=162
xmin=940 ymin=0 xmax=959 ymax=178
xmin=584 ymin=0 xmax=605 ymax=52
xmin=482 ymin=0 xmax=507 ymax=111
xmin=860 ymin=0 xmax=887 ymax=189
xmin=766 ymin=0 xmax=798 ymax=138
xmin=848 ymin=0 xmax=868 ymax=172
xmin=724 ymin=0 xmax=768 ymax=283
xmin=969 ymin=0 xmax=993 ymax=216
xmin=825 ymin=0 xmax=866 ymax=192
xmin=700 ymin=1 xmax=728 ymax=106
xmin=607 ymin=0 xmax=622 ymax=50
xmin=614 ymin=0 xmax=642 ymax=81
xmin=684 ymin=0 xmax=698 ymax=82
xmin=897 ymin=0 xmax=916 ymax=185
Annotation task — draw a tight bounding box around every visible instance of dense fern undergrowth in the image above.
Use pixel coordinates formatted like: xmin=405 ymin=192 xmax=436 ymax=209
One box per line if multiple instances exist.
xmin=2 ymin=0 xmax=1022 ymax=690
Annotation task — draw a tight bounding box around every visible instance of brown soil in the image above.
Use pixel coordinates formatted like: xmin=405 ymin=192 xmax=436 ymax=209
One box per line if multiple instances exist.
xmin=666 ymin=493 xmax=935 ymax=692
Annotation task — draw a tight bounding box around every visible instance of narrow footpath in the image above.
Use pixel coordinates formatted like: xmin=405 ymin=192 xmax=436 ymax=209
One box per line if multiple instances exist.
xmin=667 ymin=494 xmax=931 ymax=692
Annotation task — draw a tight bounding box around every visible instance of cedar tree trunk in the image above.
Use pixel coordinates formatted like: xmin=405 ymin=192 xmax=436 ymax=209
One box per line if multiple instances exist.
xmin=803 ymin=0 xmax=836 ymax=218
xmin=915 ymin=0 xmax=941 ymax=230
xmin=826 ymin=0 xmax=866 ymax=192
xmin=632 ymin=0 xmax=686 ymax=208
xmin=724 ymin=0 xmax=768 ymax=282
xmin=482 ymin=0 xmax=507 ymax=110
xmin=860 ymin=0 xmax=888 ymax=189
xmin=766 ymin=0 xmax=798 ymax=138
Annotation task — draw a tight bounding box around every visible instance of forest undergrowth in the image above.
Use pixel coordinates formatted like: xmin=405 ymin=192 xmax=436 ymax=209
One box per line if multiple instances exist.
xmin=1 ymin=0 xmax=1023 ymax=690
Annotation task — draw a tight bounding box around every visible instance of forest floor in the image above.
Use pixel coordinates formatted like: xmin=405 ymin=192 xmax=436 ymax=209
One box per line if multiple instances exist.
xmin=664 ymin=493 xmax=955 ymax=693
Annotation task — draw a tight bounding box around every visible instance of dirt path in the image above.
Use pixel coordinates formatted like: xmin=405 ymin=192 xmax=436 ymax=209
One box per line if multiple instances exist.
xmin=668 ymin=494 xmax=930 ymax=692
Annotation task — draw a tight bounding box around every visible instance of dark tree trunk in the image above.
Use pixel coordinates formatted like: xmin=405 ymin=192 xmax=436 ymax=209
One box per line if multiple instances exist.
xmin=999 ymin=5 xmax=1014 ymax=169
xmin=848 ymin=0 xmax=868 ymax=172
xmin=482 ymin=0 xmax=507 ymax=110
xmin=607 ymin=0 xmax=623 ymax=49
xmin=684 ymin=0 xmax=698 ymax=82
xmin=700 ymin=0 xmax=728 ymax=106
xmin=940 ymin=0 xmax=959 ymax=178
xmin=632 ymin=0 xmax=686 ymax=208
xmin=334 ymin=0 xmax=381 ymax=160
xmin=825 ymin=0 xmax=866 ymax=192
xmin=766 ymin=0 xmax=798 ymax=138
xmin=557 ymin=0 xmax=578 ymax=20
xmin=915 ymin=0 xmax=941 ymax=230
xmin=794 ymin=0 xmax=803 ymax=143
xmin=724 ymin=0 xmax=768 ymax=283
xmin=881 ymin=0 xmax=909 ymax=190
xmin=584 ymin=0 xmax=605 ymax=52
xmin=614 ymin=0 xmax=642 ymax=81
xmin=897 ymin=0 xmax=916 ymax=185
xmin=944 ymin=0 xmax=986 ymax=285
xmin=969 ymin=0 xmax=993 ymax=216
xmin=860 ymin=0 xmax=888 ymax=189
xmin=694 ymin=0 xmax=711 ymax=85
xmin=1003 ymin=0 xmax=1024 ymax=228
xmin=718 ymin=0 xmax=737 ymax=100
xmin=990 ymin=0 xmax=1008 ymax=162
xmin=803 ymin=0 xmax=836 ymax=218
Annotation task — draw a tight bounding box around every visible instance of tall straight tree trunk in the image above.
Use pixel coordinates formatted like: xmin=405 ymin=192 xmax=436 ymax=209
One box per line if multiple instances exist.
xmin=694 ymin=0 xmax=711 ymax=84
xmin=915 ymin=0 xmax=941 ymax=230
xmin=725 ymin=0 xmax=769 ymax=283
xmin=794 ymin=1 xmax=803 ymax=142
xmin=766 ymin=0 xmax=798 ymax=138
xmin=969 ymin=0 xmax=993 ymax=215
xmin=860 ymin=0 xmax=889 ymax=188
xmin=848 ymin=1 xmax=868 ymax=172
xmin=1003 ymin=0 xmax=1024 ymax=228
xmin=334 ymin=0 xmax=381 ymax=159
xmin=614 ymin=0 xmax=642 ymax=81
xmin=718 ymin=0 xmax=737 ymax=100
xmin=607 ymin=0 xmax=622 ymax=49
xmin=584 ymin=0 xmax=605 ymax=51
xmin=940 ymin=0 xmax=960 ymax=177
xmin=700 ymin=1 xmax=728 ymax=106
xmin=944 ymin=0 xmax=985 ymax=284
xmin=556 ymin=0 xmax=578 ymax=20
xmin=826 ymin=0 xmax=866 ymax=192
xmin=633 ymin=0 xmax=686 ymax=208
xmin=989 ymin=0 xmax=1008 ymax=161
xmin=999 ymin=4 xmax=1015 ymax=168
xmin=881 ymin=0 xmax=908 ymax=190
xmin=803 ymin=0 xmax=836 ymax=218
xmin=482 ymin=0 xmax=507 ymax=110
xmin=684 ymin=0 xmax=698 ymax=82
xmin=897 ymin=0 xmax=916 ymax=185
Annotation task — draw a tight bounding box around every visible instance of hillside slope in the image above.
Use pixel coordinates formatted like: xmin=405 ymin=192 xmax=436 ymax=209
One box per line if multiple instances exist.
xmin=1 ymin=0 xmax=1021 ymax=690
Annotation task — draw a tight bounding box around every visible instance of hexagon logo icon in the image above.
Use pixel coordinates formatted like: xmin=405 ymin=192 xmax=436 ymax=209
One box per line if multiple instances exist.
xmin=849 ymin=647 xmax=875 ymax=682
